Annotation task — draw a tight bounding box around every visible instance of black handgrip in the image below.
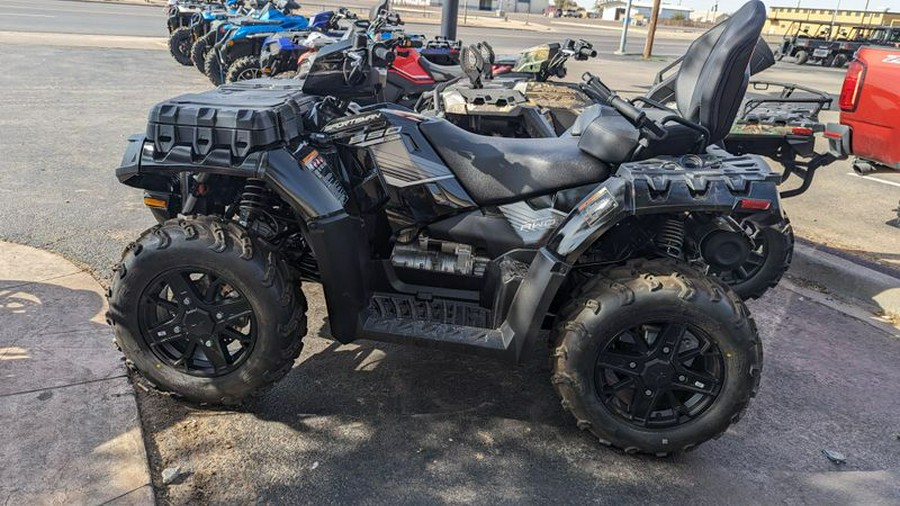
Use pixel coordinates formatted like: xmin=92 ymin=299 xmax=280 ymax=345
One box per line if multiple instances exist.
xmin=608 ymin=95 xmax=667 ymax=139
xmin=373 ymin=44 xmax=395 ymax=65
xmin=582 ymin=73 xmax=612 ymax=101
xmin=608 ymin=95 xmax=644 ymax=124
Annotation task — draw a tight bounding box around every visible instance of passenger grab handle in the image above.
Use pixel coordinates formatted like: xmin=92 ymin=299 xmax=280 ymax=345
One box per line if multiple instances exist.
xmin=583 ymin=73 xmax=668 ymax=141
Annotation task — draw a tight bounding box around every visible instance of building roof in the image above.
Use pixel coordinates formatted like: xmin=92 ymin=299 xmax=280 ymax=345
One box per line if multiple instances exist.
xmin=596 ymin=1 xmax=693 ymax=12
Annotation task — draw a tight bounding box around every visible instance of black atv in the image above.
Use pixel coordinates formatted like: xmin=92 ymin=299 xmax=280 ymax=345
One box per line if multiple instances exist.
xmin=110 ymin=1 xmax=773 ymax=455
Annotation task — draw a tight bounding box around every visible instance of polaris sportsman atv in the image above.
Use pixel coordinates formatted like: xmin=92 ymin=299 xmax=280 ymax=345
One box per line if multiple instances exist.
xmin=110 ymin=1 xmax=772 ymax=455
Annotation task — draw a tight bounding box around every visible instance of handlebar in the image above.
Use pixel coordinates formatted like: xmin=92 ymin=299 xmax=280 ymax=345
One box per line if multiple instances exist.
xmin=372 ymin=44 xmax=395 ymax=65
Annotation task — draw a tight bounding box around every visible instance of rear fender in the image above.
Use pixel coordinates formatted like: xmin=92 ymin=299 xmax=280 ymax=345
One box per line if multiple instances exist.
xmin=501 ymin=157 xmax=783 ymax=360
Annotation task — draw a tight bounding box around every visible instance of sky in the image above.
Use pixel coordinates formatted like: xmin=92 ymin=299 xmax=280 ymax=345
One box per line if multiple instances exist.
xmin=577 ymin=0 xmax=897 ymax=14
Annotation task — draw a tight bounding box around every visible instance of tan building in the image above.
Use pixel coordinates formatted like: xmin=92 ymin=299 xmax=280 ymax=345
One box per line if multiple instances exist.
xmin=764 ymin=5 xmax=900 ymax=37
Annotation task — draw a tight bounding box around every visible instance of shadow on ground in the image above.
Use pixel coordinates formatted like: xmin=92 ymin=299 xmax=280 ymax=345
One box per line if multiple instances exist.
xmin=137 ymin=285 xmax=900 ymax=505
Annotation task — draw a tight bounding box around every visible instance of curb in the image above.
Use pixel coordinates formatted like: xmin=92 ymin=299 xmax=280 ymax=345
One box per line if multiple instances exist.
xmin=789 ymin=242 xmax=900 ymax=317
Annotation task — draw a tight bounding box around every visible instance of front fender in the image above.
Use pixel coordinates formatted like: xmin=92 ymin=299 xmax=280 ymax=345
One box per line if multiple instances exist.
xmin=257 ymin=147 xmax=368 ymax=344
xmin=116 ymin=139 xmax=368 ymax=342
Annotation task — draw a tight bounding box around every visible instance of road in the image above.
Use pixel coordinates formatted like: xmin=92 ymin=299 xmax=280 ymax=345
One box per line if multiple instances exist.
xmin=0 ymin=1 xmax=898 ymax=504
xmin=0 ymin=0 xmax=691 ymax=55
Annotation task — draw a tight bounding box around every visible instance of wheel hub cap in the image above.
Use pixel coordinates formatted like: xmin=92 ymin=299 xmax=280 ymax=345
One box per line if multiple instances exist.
xmin=183 ymin=308 xmax=214 ymax=336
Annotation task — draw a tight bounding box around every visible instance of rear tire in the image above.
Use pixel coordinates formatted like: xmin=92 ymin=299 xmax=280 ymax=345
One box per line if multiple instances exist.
xmin=715 ymin=216 xmax=793 ymax=301
xmin=794 ymin=50 xmax=808 ymax=65
xmin=204 ymin=48 xmax=225 ymax=86
xmin=225 ymin=56 xmax=262 ymax=83
xmin=552 ymin=259 xmax=762 ymax=455
xmin=168 ymin=27 xmax=194 ymax=66
xmin=107 ymin=216 xmax=307 ymax=405
xmin=832 ymin=54 xmax=848 ymax=68
xmin=191 ymin=30 xmax=216 ymax=74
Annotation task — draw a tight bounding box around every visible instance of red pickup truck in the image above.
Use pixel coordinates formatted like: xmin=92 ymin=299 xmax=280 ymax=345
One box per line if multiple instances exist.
xmin=827 ymin=46 xmax=900 ymax=171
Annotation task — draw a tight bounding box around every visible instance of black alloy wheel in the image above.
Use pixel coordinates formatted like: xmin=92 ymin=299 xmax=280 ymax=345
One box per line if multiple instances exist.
xmin=703 ymin=217 xmax=793 ymax=300
xmin=594 ymin=323 xmax=725 ymax=429
xmin=139 ymin=268 xmax=256 ymax=377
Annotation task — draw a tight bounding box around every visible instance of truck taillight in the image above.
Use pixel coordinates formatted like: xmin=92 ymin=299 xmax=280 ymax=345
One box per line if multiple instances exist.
xmin=839 ymin=60 xmax=866 ymax=111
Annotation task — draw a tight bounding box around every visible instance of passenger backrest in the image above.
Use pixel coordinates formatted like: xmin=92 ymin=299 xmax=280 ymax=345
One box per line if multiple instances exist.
xmin=673 ymin=0 xmax=766 ymax=143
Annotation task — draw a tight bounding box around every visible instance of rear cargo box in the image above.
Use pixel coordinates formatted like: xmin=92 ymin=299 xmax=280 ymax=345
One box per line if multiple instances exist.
xmin=146 ymin=80 xmax=317 ymax=163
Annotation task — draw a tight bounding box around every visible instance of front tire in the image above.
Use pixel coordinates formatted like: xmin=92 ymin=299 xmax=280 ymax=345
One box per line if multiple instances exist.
xmin=107 ymin=216 xmax=307 ymax=405
xmin=168 ymin=27 xmax=194 ymax=66
xmin=552 ymin=259 xmax=762 ymax=455
xmin=225 ymin=56 xmax=262 ymax=83
xmin=204 ymin=48 xmax=225 ymax=86
xmin=191 ymin=30 xmax=216 ymax=74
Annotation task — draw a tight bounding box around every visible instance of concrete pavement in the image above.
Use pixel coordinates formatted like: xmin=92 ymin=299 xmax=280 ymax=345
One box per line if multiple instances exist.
xmin=0 ymin=241 xmax=153 ymax=505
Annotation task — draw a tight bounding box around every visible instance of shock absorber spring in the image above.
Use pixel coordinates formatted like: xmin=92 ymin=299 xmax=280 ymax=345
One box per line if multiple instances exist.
xmin=655 ymin=216 xmax=686 ymax=258
xmin=239 ymin=179 xmax=271 ymax=220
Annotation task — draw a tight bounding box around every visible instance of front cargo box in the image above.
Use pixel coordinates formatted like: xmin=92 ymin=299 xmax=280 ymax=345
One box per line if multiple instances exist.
xmin=146 ymin=80 xmax=318 ymax=162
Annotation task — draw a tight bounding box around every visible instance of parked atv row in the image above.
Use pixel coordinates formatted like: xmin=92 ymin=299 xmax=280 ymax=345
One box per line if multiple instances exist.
xmin=166 ymin=0 xmax=462 ymax=88
xmin=119 ymin=0 xmax=842 ymax=456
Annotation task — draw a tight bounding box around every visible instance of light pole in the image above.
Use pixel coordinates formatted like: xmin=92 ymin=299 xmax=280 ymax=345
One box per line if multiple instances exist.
xmin=615 ymin=0 xmax=634 ymax=54
xmin=441 ymin=0 xmax=460 ymax=39
xmin=829 ymin=0 xmax=841 ymax=40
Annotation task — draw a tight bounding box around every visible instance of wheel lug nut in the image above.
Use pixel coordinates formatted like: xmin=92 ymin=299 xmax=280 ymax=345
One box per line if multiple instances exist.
xmin=204 ymin=340 xmax=213 ymax=347
xmin=216 ymin=312 xmax=224 ymax=320
xmin=629 ymin=362 xmax=637 ymax=369
xmin=644 ymin=389 xmax=653 ymax=396
xmin=678 ymin=375 xmax=686 ymax=382
xmin=183 ymin=298 xmax=191 ymax=305
xmin=662 ymin=347 xmax=670 ymax=354
xmin=174 ymin=326 xmax=182 ymax=333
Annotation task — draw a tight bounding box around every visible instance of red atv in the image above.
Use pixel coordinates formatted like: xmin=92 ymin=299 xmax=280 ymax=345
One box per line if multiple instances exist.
xmin=827 ymin=46 xmax=900 ymax=172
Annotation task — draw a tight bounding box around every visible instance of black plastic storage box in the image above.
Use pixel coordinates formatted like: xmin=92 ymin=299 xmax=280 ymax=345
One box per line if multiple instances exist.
xmin=146 ymin=80 xmax=317 ymax=162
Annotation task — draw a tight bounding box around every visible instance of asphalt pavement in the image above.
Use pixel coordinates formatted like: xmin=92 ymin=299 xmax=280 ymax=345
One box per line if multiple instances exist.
xmin=0 ymin=2 xmax=899 ymax=504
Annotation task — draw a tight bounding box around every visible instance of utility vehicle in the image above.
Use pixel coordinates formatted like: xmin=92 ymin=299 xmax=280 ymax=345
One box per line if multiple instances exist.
xmin=110 ymin=1 xmax=774 ymax=455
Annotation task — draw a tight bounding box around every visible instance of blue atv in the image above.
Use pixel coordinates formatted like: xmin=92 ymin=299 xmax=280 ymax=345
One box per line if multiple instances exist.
xmin=187 ymin=0 xmax=254 ymax=71
xmin=257 ymin=8 xmax=358 ymax=79
xmin=203 ymin=0 xmax=310 ymax=84
xmin=206 ymin=2 xmax=356 ymax=85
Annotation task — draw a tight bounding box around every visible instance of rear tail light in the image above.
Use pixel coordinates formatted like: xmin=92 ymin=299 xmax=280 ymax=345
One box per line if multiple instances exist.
xmin=839 ymin=60 xmax=866 ymax=111
xmin=791 ymin=127 xmax=813 ymax=136
xmin=737 ymin=199 xmax=772 ymax=211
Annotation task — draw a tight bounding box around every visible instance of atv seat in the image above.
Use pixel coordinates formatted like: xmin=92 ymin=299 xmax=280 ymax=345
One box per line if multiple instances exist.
xmin=420 ymin=119 xmax=610 ymax=206
xmin=418 ymin=56 xmax=464 ymax=82
xmin=576 ymin=0 xmax=766 ymax=163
